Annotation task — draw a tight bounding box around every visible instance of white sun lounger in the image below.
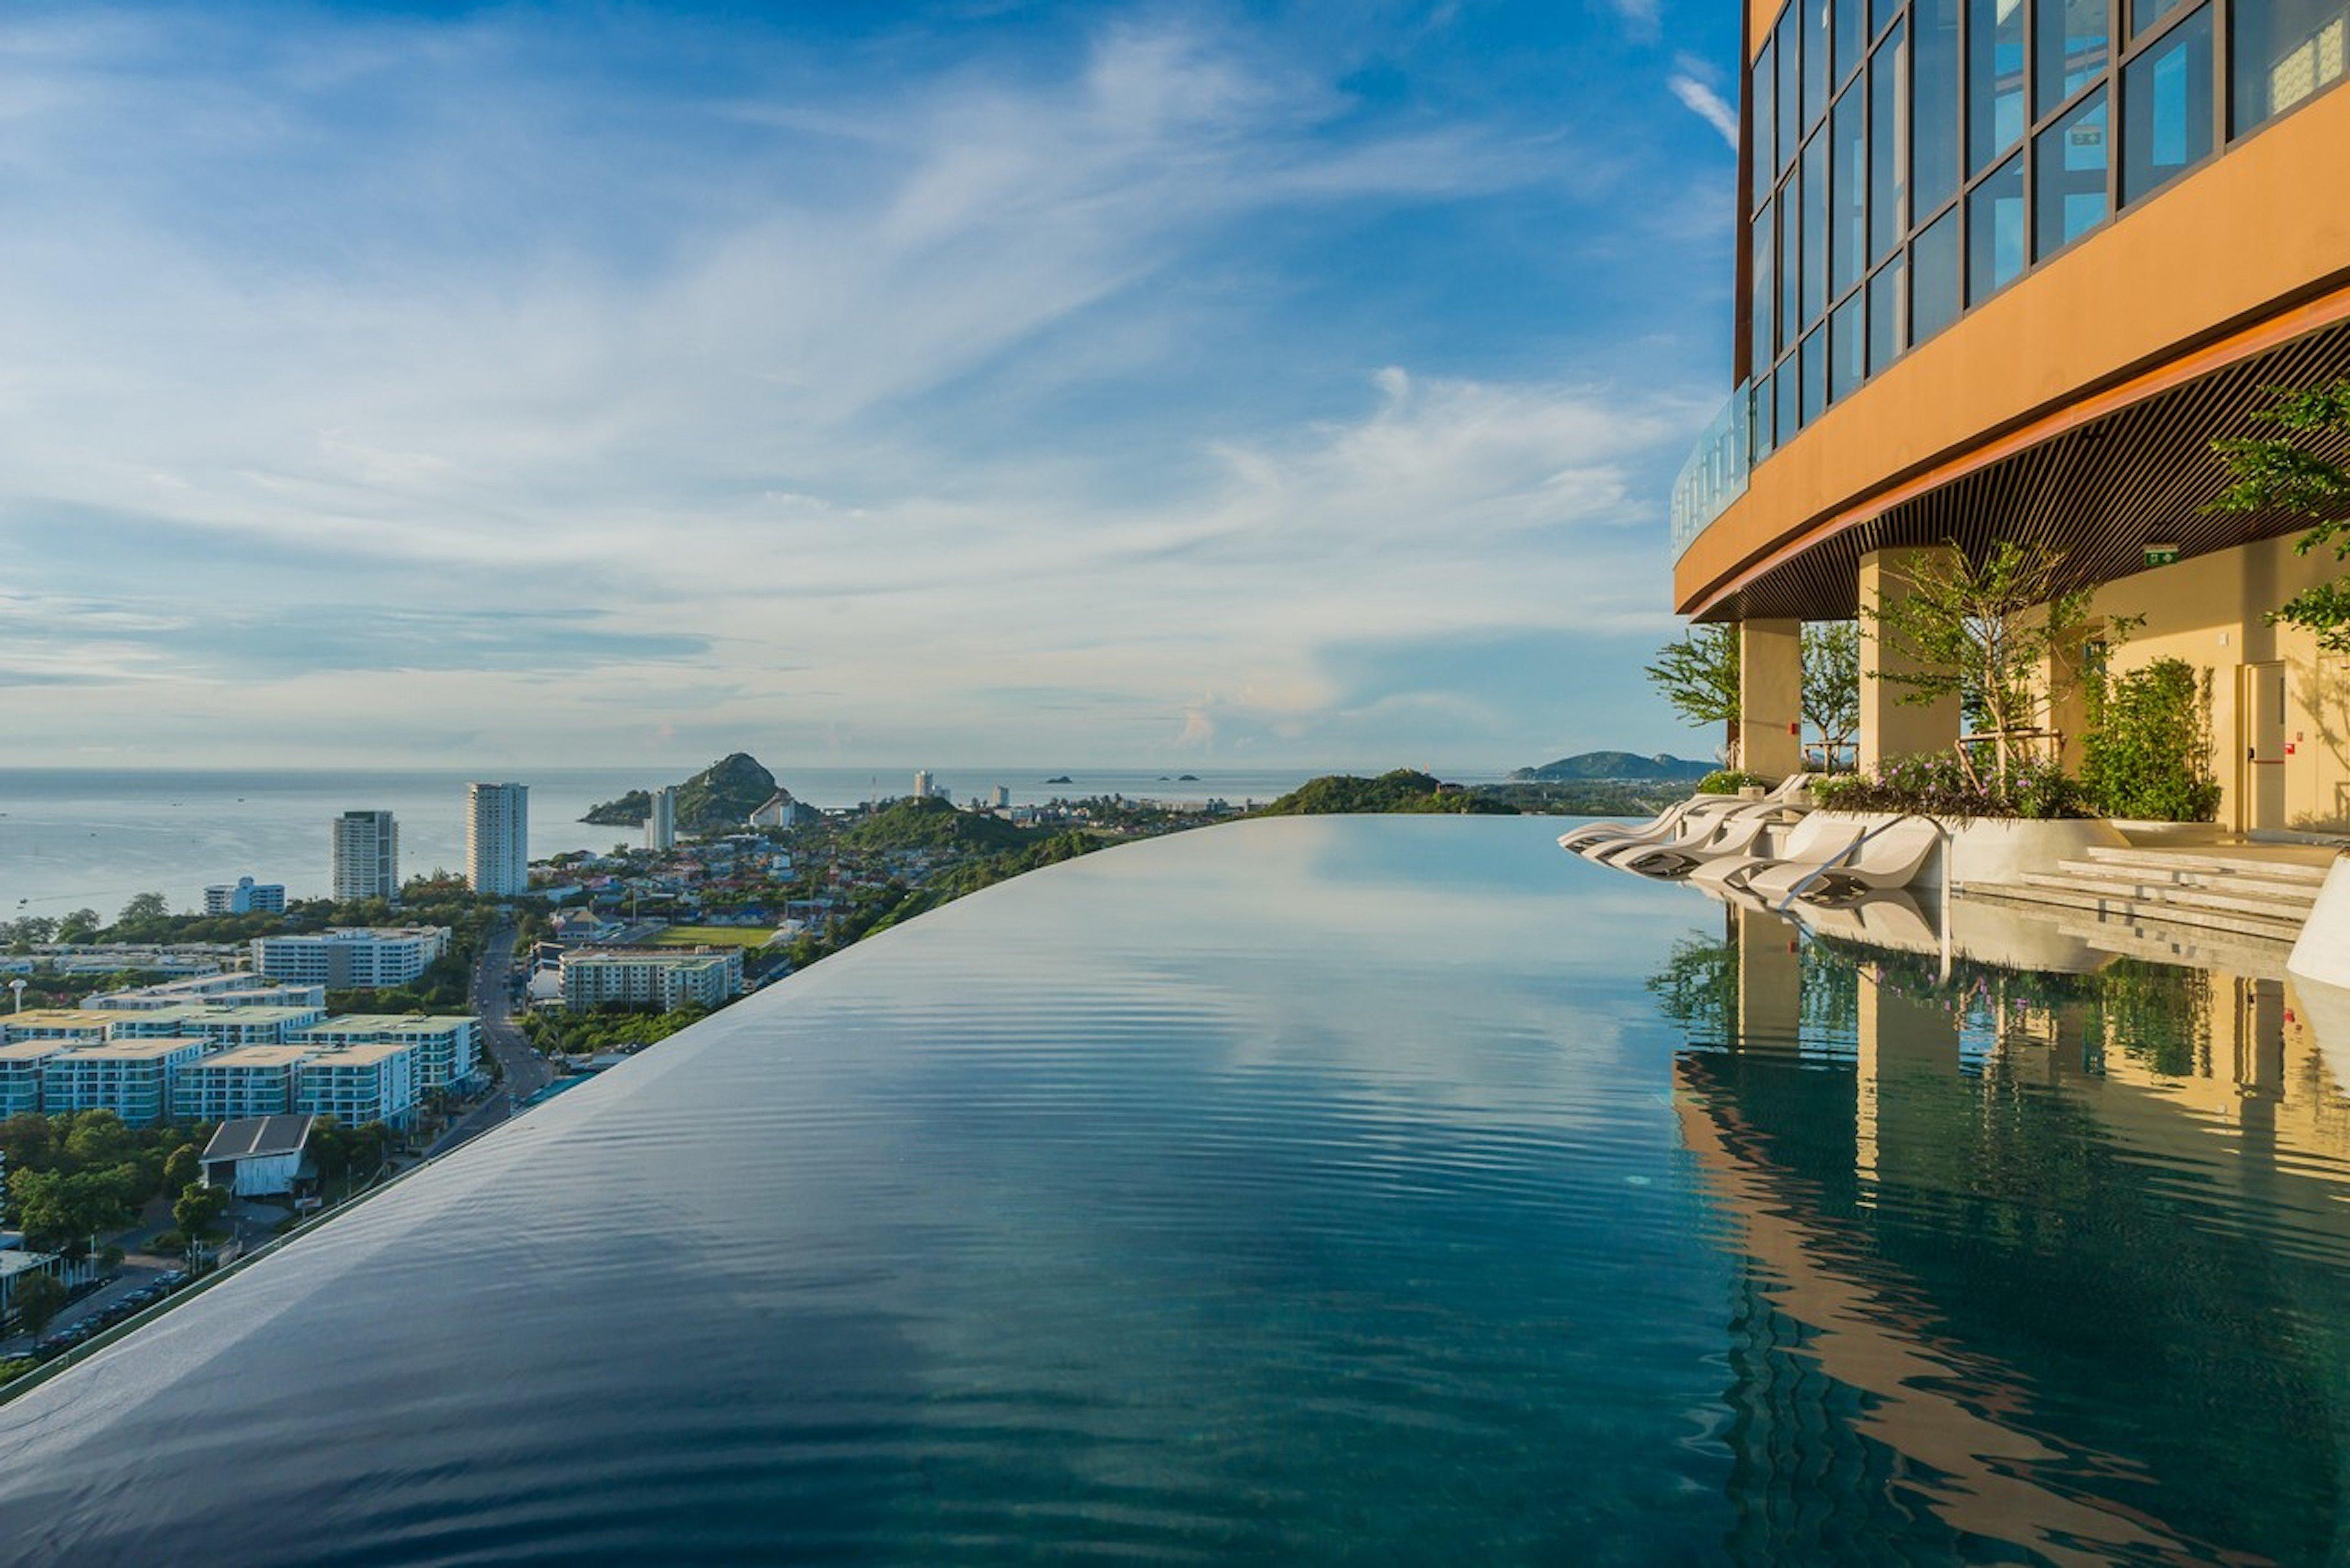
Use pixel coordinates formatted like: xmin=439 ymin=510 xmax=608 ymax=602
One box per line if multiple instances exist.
xmin=1601 ymin=801 xmax=1810 ymax=875
xmin=1745 ymin=816 xmax=1943 ymax=906
xmin=1685 ymin=813 xmax=1870 ymax=893
xmin=1557 ymin=795 xmax=1743 ymax=856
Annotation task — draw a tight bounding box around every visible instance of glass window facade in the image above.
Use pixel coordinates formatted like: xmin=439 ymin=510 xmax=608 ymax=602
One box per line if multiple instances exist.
xmin=1869 ymin=20 xmax=1909 ymax=259
xmin=1742 ymin=0 xmax=2309 ymax=464
xmin=2035 ymin=87 xmax=2108 ymax=251
xmin=2122 ymin=8 xmax=2213 ymax=204
xmin=1969 ymin=0 xmax=2028 ymax=170
xmin=1831 ymin=85 xmax=1868 ymax=295
xmin=2232 ymin=0 xmax=2348 ymax=133
xmin=1967 ymin=153 xmax=2026 ymax=297
xmin=2037 ymin=0 xmax=2111 ymax=114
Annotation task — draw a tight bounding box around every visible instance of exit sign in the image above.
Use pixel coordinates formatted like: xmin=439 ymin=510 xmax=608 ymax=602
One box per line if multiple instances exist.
xmin=2144 ymin=542 xmax=2181 ymax=567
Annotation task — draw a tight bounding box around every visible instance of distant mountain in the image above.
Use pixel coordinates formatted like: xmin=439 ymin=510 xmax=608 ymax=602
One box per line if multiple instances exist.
xmin=1508 ymin=751 xmax=1714 ymax=783
xmin=583 ymin=753 xmax=779 ymax=834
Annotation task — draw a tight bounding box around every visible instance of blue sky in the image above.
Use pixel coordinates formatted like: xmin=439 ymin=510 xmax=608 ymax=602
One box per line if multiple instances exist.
xmin=0 ymin=0 xmax=1742 ymax=770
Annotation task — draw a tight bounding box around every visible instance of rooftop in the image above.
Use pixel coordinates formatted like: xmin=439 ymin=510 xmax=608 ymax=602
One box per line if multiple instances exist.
xmin=303 ymin=1040 xmax=414 ymax=1066
xmin=130 ymin=1006 xmax=325 ymax=1026
xmin=4 ymin=1009 xmax=118 ymax=1029
xmin=200 ymin=1114 xmax=316 ymax=1163
xmin=296 ymin=1014 xmax=473 ymax=1034
xmin=55 ymin=1037 xmax=208 ymax=1061
xmin=0 ymin=1040 xmax=68 ymax=1062
xmin=190 ymin=1045 xmax=314 ymax=1068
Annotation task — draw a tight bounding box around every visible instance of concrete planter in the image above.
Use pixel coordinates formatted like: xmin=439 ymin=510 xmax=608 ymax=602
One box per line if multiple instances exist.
xmin=2112 ymin=818 xmax=2226 ymax=847
xmin=1808 ymin=811 xmax=2129 ymax=891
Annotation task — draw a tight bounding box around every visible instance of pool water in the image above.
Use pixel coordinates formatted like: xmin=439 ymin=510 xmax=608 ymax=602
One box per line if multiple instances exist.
xmin=5 ymin=816 xmax=2349 ymax=1565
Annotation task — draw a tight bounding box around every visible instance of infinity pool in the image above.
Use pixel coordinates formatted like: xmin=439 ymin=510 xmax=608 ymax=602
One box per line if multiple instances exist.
xmin=5 ymin=817 xmax=2349 ymax=1564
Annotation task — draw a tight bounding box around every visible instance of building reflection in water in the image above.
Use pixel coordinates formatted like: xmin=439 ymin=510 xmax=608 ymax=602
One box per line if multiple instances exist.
xmin=1658 ymin=890 xmax=2350 ymax=1566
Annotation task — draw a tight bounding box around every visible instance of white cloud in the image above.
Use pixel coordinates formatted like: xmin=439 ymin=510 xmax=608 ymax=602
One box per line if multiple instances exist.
xmin=0 ymin=7 xmax=1723 ymax=767
xmin=1668 ymin=73 xmax=1739 ymax=148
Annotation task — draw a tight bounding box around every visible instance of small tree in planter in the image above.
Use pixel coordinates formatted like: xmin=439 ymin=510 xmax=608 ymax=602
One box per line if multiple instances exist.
xmin=1863 ymin=540 xmax=2123 ymax=774
xmin=2082 ymin=658 xmax=2222 ymax=822
xmin=1803 ymin=620 xmax=1859 ymax=771
xmin=1644 ymin=625 xmax=1740 ymax=764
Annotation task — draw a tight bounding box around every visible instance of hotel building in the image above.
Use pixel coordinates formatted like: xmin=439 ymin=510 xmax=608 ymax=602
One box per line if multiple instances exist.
xmin=295 ymin=1040 xmax=421 ymax=1129
xmin=647 ymin=785 xmax=678 ymax=851
xmin=173 ymin=1045 xmax=314 ymax=1122
xmin=293 ymin=1015 xmax=477 ymax=1091
xmin=0 ymin=1042 xmax=64 ymax=1118
xmin=466 ymin=782 xmax=530 ymax=897
xmin=204 ymin=876 xmax=286 ymax=915
xmin=560 ymin=947 xmax=744 ymax=1011
xmin=332 ymin=809 xmax=400 ymax=903
xmin=250 ymin=927 xmax=450 ymax=989
xmin=111 ymin=1005 xmax=327 ymax=1049
xmin=86 ymin=974 xmax=327 ymax=1012
xmin=42 ymin=1038 xmax=207 ymax=1127
xmin=1673 ymin=0 xmax=2350 ymax=829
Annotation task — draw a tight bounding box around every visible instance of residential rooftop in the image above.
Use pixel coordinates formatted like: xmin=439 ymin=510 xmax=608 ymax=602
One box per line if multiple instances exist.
xmin=55 ymin=1037 xmax=210 ymax=1061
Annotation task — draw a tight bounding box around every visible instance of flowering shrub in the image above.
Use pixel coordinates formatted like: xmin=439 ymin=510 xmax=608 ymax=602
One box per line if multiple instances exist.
xmin=1809 ymin=752 xmax=2091 ymax=820
xmin=1695 ymin=770 xmax=1771 ymax=795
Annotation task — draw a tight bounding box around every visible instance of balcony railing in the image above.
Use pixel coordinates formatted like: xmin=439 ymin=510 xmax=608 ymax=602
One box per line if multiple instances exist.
xmin=1669 ymin=383 xmax=1750 ymax=562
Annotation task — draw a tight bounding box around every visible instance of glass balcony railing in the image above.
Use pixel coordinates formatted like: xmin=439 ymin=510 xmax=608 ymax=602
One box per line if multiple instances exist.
xmin=1669 ymin=383 xmax=1751 ymax=562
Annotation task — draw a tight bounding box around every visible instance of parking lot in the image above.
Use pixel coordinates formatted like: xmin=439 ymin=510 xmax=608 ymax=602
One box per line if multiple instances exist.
xmin=3 ymin=1265 xmax=190 ymax=1364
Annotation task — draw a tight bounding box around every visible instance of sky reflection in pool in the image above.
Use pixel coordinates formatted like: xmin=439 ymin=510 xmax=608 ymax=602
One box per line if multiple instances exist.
xmin=4 ymin=816 xmax=2350 ymax=1565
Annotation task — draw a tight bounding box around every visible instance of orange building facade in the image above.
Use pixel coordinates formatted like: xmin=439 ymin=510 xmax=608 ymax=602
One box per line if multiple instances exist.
xmin=1673 ymin=0 xmax=2350 ymax=829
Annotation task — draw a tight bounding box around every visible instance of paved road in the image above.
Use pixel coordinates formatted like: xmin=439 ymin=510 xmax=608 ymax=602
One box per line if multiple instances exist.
xmin=0 ymin=1265 xmax=164 ymax=1359
xmin=431 ymin=919 xmax=553 ymax=1157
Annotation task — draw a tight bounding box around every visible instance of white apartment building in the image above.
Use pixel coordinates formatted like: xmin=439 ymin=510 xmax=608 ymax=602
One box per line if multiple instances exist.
xmin=173 ymin=1045 xmax=312 ymax=1122
xmin=2 ymin=1010 xmax=118 ymax=1045
xmin=559 ymin=947 xmax=743 ymax=1011
xmin=295 ymin=1040 xmax=420 ymax=1129
xmin=0 ymin=1041 xmax=65 ymax=1117
xmin=204 ymin=876 xmax=286 ymax=915
xmin=912 ymin=770 xmax=934 ymax=799
xmin=466 ymin=782 xmax=529 ymax=897
xmin=43 ymin=1038 xmax=206 ymax=1126
xmin=648 ymin=785 xmax=678 ymax=851
xmin=293 ymin=1015 xmax=477 ymax=1091
xmin=86 ymin=974 xmax=326 ymax=1012
xmin=332 ymin=810 xmax=400 ymax=903
xmin=250 ymin=927 xmax=449 ymax=989
xmin=112 ymin=1006 xmax=325 ymax=1049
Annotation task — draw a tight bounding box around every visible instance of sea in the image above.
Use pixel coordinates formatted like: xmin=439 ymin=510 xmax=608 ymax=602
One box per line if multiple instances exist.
xmin=0 ymin=765 xmax=1468 ymax=916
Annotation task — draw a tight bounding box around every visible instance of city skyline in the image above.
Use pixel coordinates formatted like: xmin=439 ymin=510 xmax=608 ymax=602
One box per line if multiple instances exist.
xmin=0 ymin=0 xmax=1740 ymax=770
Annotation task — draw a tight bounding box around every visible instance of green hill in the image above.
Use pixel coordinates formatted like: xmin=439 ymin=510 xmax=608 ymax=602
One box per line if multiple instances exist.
xmin=1257 ymin=770 xmax=1518 ymax=816
xmin=842 ymin=794 xmax=1039 ymax=853
xmin=1508 ymin=751 xmax=1712 ymax=783
xmin=583 ymin=753 xmax=779 ymax=834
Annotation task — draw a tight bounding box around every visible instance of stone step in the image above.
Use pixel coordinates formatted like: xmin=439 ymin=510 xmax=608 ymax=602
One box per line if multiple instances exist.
xmin=2077 ymin=845 xmax=2335 ymax=886
xmin=2022 ymin=869 xmax=2320 ymax=921
xmin=1973 ymin=880 xmax=2311 ymax=943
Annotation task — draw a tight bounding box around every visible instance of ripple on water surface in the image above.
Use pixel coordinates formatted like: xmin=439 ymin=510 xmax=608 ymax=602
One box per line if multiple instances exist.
xmin=6 ymin=816 xmax=2350 ymax=1565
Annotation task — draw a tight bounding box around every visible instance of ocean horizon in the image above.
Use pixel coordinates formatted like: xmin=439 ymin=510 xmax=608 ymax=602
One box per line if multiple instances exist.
xmin=0 ymin=764 xmax=1508 ymax=916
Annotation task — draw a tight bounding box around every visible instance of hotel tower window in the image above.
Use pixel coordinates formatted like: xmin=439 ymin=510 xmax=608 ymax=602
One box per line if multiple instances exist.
xmin=2035 ymin=87 xmax=2109 ymax=252
xmin=2122 ymin=7 xmax=2213 ymax=204
xmin=1968 ymin=0 xmax=2027 ymax=172
xmin=2232 ymin=0 xmax=2348 ymax=132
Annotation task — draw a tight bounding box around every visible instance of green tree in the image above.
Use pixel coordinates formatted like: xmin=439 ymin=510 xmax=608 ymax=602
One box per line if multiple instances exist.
xmin=62 ymin=1111 xmax=137 ymax=1172
xmin=1802 ymin=621 xmax=1860 ymax=771
xmin=172 ymin=1182 xmax=229 ymax=1242
xmin=56 ymin=910 xmax=100 ymax=944
xmin=161 ymin=1143 xmax=202 ymax=1200
xmin=10 ymin=1271 xmax=67 ymax=1337
xmin=1644 ymin=625 xmax=1741 ymax=763
xmin=1863 ymin=541 xmax=2121 ymax=771
xmin=2210 ymin=379 xmax=2350 ymax=652
xmin=8 ymin=1168 xmax=135 ymax=1255
xmin=116 ymin=892 xmax=170 ymax=924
